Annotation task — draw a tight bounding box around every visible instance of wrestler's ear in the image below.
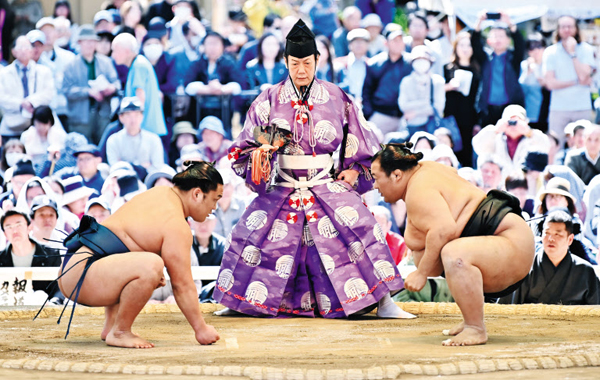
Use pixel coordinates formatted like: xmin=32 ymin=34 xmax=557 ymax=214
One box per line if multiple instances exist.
xmin=392 ymin=169 xmax=403 ymax=181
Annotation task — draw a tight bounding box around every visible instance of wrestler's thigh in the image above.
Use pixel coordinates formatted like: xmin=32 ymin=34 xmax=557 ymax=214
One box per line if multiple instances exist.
xmin=61 ymin=252 xmax=164 ymax=307
xmin=440 ymin=232 xmax=534 ymax=293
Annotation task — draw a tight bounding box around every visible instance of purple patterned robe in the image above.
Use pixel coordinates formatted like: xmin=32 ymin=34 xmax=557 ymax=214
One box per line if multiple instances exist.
xmin=214 ymin=78 xmax=404 ymax=317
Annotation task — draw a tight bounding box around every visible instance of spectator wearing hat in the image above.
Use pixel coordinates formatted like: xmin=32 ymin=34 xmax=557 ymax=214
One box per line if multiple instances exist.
xmin=331 ymin=6 xmax=361 ymax=58
xmin=169 ymin=121 xmax=197 ymax=167
xmin=361 ymin=13 xmax=386 ymax=57
xmin=336 ymin=28 xmax=370 ymax=101
xmin=52 ymin=15 xmax=73 ymax=52
xmin=431 ymin=144 xmax=459 ymax=168
xmin=473 ymin=104 xmax=550 ymax=176
xmin=111 ymin=173 xmax=146 ymax=212
xmin=197 ymin=116 xmax=232 ymax=163
xmin=175 ymin=144 xmax=204 ymax=170
xmin=55 ymin=144 xmax=106 ymax=194
xmin=145 ymin=164 xmax=177 ymax=188
xmin=543 ymin=15 xmax=596 ymax=148
xmin=362 ymin=23 xmax=412 ymax=138
xmin=0 ymin=209 xmax=63 ymax=302
xmin=94 ymin=10 xmax=116 ymax=33
xmin=85 ymin=196 xmax=111 ymax=224
xmin=20 ymin=106 xmax=67 ymax=171
xmin=36 ymin=17 xmax=76 ymax=127
xmin=29 ymin=194 xmax=62 ymax=250
xmin=0 ymin=36 xmax=55 ymax=140
xmin=26 ymin=29 xmax=46 ymax=64
xmin=0 ymin=158 xmax=36 ymax=211
xmin=107 ymin=97 xmax=164 ymax=179
xmin=37 ymin=131 xmax=87 ymax=178
xmin=558 ymin=120 xmax=590 ymax=165
xmin=61 ymin=175 xmax=96 ymax=221
xmin=521 ymin=151 xmax=549 ymax=197
xmin=565 ymin=124 xmax=600 ymax=185
xmin=399 ymin=45 xmax=446 ymax=139
xmin=403 ymin=13 xmax=443 ymax=76
xmin=477 ymin=154 xmax=505 ymax=193
xmin=112 ymin=33 xmax=167 ymax=138
xmin=472 ymin=11 xmax=525 ymax=127
xmin=213 ymin=169 xmax=245 ymax=238
xmin=62 ymin=24 xmax=120 ymax=144
xmin=14 ymin=176 xmax=54 ymax=211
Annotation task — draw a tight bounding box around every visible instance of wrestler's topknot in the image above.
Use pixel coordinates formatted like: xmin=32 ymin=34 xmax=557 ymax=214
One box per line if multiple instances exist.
xmin=372 ymin=142 xmax=423 ymax=176
xmin=172 ymin=161 xmax=223 ymax=193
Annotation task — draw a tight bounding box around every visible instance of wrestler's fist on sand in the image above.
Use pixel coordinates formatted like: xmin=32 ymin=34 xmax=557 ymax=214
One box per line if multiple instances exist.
xmin=404 ymin=270 xmax=427 ymax=292
xmin=196 ymin=324 xmax=220 ymax=345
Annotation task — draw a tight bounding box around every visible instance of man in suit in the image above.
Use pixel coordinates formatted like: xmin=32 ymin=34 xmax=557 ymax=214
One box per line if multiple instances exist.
xmin=0 ymin=36 xmax=55 ymax=141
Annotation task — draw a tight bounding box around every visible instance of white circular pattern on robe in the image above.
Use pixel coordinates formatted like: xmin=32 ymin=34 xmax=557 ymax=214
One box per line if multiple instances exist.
xmin=271 ymin=118 xmax=291 ymax=132
xmin=301 ymin=291 xmax=313 ymax=311
xmin=347 ymin=241 xmax=365 ymax=263
xmin=358 ymin=111 xmax=372 ymax=131
xmin=345 ymin=134 xmax=360 ymax=158
xmin=255 ymin=100 xmax=271 ymax=124
xmin=302 ymin=224 xmax=315 ymax=247
xmin=373 ymin=224 xmax=386 ymax=244
xmin=267 ymin=219 xmax=288 ymax=242
xmin=326 ymin=182 xmax=348 ymax=193
xmin=319 ymin=254 xmax=335 ymax=275
xmin=224 ymin=232 xmax=233 ymax=251
xmin=317 ymin=216 xmax=339 ymax=238
xmin=314 ymin=120 xmax=337 ymax=144
xmin=317 ymin=292 xmax=331 ymax=314
xmin=217 ymin=269 xmax=234 ymax=292
xmin=246 ymin=210 xmax=268 ymax=230
xmin=374 ymin=260 xmax=396 ymax=281
xmin=245 ymin=281 xmax=268 ymax=305
xmin=344 ymin=277 xmax=369 ymax=299
xmin=334 ymin=206 xmax=360 ymax=227
xmin=275 ymin=255 xmax=294 ymax=279
xmin=310 ymin=82 xmax=330 ymax=104
xmin=241 ymin=245 xmax=261 ymax=267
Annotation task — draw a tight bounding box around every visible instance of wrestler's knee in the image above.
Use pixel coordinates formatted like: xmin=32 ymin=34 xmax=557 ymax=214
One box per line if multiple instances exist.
xmin=141 ymin=254 xmax=165 ymax=281
xmin=440 ymin=244 xmax=467 ymax=272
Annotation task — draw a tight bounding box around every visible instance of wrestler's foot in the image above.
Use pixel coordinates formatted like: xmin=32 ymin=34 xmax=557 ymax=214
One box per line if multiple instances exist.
xmin=441 ymin=325 xmax=487 ymax=346
xmin=106 ymin=330 xmax=154 ymax=349
xmin=101 ymin=328 xmax=138 ymax=341
xmin=442 ymin=321 xmax=464 ymax=336
xmin=213 ymin=307 xmax=242 ymax=316
xmin=376 ymin=293 xmax=417 ymax=319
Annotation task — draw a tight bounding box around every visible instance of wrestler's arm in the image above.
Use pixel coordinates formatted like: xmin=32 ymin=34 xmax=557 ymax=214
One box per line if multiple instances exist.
xmin=162 ymin=223 xmax=220 ymax=345
xmin=405 ymin=189 xmax=459 ymax=291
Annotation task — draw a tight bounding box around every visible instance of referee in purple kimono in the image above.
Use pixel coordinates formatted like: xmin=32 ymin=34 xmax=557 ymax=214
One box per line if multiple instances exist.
xmin=214 ymin=19 xmax=414 ymax=319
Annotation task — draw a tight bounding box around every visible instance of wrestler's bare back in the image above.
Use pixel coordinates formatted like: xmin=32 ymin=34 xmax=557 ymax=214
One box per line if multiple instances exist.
xmin=102 ymin=186 xmax=192 ymax=255
xmin=403 ymin=162 xmax=486 ymax=254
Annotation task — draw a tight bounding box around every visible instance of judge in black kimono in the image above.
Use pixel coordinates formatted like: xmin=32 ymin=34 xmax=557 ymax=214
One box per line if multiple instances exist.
xmin=500 ymin=210 xmax=600 ymax=305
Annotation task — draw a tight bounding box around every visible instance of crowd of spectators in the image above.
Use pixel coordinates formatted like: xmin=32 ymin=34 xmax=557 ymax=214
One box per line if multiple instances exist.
xmin=0 ymin=0 xmax=599 ymax=306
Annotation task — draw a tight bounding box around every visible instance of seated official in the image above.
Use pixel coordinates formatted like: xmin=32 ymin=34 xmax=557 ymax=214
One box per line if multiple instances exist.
xmin=500 ymin=210 xmax=600 ymax=305
xmin=0 ymin=210 xmax=63 ymax=302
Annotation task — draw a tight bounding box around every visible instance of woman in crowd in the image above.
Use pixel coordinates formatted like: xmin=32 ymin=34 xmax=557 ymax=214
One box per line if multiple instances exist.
xmin=120 ymin=1 xmax=146 ymax=42
xmin=245 ymin=33 xmax=288 ymax=92
xmin=315 ymin=35 xmax=336 ymax=83
xmin=0 ymin=139 xmax=27 ymax=176
xmin=443 ymin=31 xmax=480 ymax=167
xmin=20 ymin=106 xmax=67 ymax=172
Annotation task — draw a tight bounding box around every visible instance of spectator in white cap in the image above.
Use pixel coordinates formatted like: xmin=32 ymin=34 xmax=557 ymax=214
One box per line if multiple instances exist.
xmin=361 ymin=13 xmax=386 ymax=57
xmin=399 ymin=44 xmax=446 ymax=139
xmin=94 ymin=10 xmax=116 ymax=33
xmin=55 ymin=143 xmax=106 ymax=194
xmin=431 ymin=144 xmax=459 ymax=168
xmin=337 ymin=28 xmax=370 ymax=101
xmin=472 ymin=104 xmax=550 ymax=176
xmin=85 ymin=196 xmax=111 ymax=224
xmin=0 ymin=36 xmax=55 ymax=140
xmin=35 ymin=17 xmax=75 ymax=128
xmin=61 ymin=175 xmax=96 ymax=220
xmin=197 ymin=116 xmax=232 ymax=162
xmin=145 ymin=164 xmax=177 ymax=188
xmin=26 ymin=30 xmax=46 ymax=63
xmin=175 ymin=144 xmax=204 ymax=171
xmin=106 ymin=96 xmax=165 ymax=179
